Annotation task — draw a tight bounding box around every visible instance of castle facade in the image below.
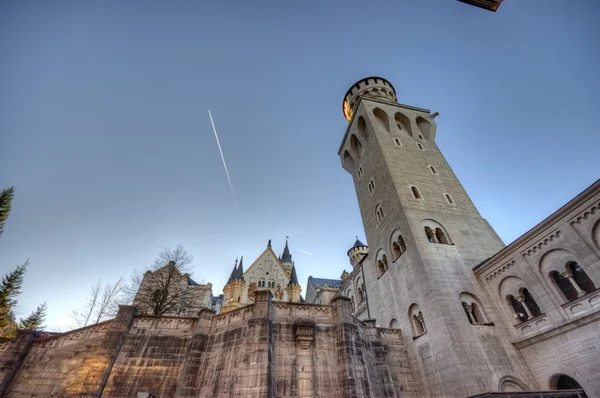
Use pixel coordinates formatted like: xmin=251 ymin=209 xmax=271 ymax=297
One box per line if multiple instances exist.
xmin=0 ymin=77 xmax=598 ymax=397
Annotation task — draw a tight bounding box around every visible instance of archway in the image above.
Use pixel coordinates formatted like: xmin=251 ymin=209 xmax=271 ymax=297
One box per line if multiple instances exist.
xmin=550 ymin=374 xmax=587 ymax=397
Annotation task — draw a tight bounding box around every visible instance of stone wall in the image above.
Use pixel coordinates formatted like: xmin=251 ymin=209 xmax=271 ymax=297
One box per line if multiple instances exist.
xmin=475 ymin=180 xmax=600 ymax=396
xmin=2 ymin=291 xmax=416 ymax=397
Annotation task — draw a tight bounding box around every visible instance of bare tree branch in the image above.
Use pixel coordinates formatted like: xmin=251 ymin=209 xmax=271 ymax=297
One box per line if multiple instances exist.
xmin=131 ymin=245 xmax=196 ymax=316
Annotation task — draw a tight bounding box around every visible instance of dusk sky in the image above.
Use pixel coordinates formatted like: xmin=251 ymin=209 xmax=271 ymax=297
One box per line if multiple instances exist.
xmin=1 ymin=0 xmax=599 ymax=329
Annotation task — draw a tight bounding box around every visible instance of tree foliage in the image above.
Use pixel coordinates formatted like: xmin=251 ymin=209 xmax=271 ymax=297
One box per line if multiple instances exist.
xmin=0 ymin=186 xmax=15 ymax=238
xmin=69 ymin=277 xmax=126 ymax=328
xmin=0 ymin=260 xmax=28 ymax=337
xmin=131 ymin=245 xmax=195 ymax=316
xmin=19 ymin=302 xmax=47 ymax=331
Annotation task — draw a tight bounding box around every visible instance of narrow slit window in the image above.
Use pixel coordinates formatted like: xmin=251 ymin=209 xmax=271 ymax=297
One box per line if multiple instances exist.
xmin=411 ymin=186 xmax=421 ymax=199
xmin=376 ymin=205 xmax=384 ymax=222
xmin=429 ymin=166 xmax=437 ymax=174
xmin=417 ymin=143 xmax=424 ymax=151
xmin=445 ymin=194 xmax=454 ymax=204
xmin=368 ymin=179 xmax=375 ymax=194
xmin=394 ymin=138 xmax=401 ymax=146
xmin=357 ymin=166 xmax=363 ymax=178
xmin=396 ymin=123 xmax=402 ymax=130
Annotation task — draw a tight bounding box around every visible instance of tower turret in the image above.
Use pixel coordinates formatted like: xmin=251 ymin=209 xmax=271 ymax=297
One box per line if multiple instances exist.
xmin=347 ymin=236 xmax=368 ymax=268
xmin=285 ymin=264 xmax=302 ymax=303
xmin=222 ymin=257 xmax=246 ymax=313
xmin=279 ymin=239 xmax=293 ymax=278
xmin=338 ymin=76 xmax=532 ymax=396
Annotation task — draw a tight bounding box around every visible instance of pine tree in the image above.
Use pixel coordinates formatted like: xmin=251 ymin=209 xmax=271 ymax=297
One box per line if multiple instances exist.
xmin=0 ymin=261 xmax=28 ymax=337
xmin=19 ymin=302 xmax=47 ymax=331
xmin=0 ymin=186 xmax=15 ymax=238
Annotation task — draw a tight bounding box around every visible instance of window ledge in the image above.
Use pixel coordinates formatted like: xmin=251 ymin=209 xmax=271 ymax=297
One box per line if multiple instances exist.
xmin=513 ymin=314 xmax=545 ymax=329
xmin=412 ymin=331 xmax=427 ymax=340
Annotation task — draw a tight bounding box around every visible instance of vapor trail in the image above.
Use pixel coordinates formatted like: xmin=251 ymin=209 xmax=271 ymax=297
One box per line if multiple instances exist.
xmin=208 ymin=110 xmax=239 ymax=211
xmin=297 ymin=249 xmax=314 ymax=256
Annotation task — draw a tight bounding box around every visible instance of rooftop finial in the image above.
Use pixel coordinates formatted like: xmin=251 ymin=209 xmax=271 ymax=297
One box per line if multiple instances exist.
xmin=268 ymin=239 xmax=272 ymax=248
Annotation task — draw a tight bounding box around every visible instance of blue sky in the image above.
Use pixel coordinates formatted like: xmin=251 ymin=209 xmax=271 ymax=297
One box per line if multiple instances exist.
xmin=1 ymin=0 xmax=599 ymax=328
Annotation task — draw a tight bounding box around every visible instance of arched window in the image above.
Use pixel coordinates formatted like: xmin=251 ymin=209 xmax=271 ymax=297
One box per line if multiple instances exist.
xmin=350 ymin=134 xmax=363 ymax=158
xmin=416 ymin=116 xmax=432 ymax=140
xmin=357 ymin=116 xmax=368 ymax=141
xmin=390 ymin=231 xmax=407 ymax=261
xmin=377 ymin=253 xmax=389 ymax=277
xmin=550 ymin=271 xmax=578 ymax=302
xmin=460 ymin=292 xmax=489 ymax=325
xmin=342 ymin=150 xmax=356 ymax=173
xmin=409 ymin=304 xmax=426 ymax=337
xmin=372 ymin=108 xmax=390 ymax=132
xmin=425 ymin=226 xmax=437 ymax=243
xmin=522 ymin=288 xmax=542 ymax=317
xmin=508 ymin=295 xmax=528 ymax=323
xmin=356 ymin=278 xmax=365 ymax=303
xmin=550 ymin=374 xmax=587 ymax=396
xmin=568 ymin=262 xmax=596 ymax=294
xmin=394 ymin=112 xmax=412 ymax=136
xmin=392 ymin=241 xmax=401 ymax=260
xmin=411 ymin=186 xmax=422 ymax=199
xmin=389 ymin=318 xmax=399 ymax=328
xmin=435 ymin=228 xmax=450 ymax=244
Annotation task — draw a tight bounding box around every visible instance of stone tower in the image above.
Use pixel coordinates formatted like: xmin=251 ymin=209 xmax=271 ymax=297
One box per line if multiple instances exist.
xmin=338 ymin=77 xmax=535 ymax=396
xmin=222 ymin=257 xmax=246 ymax=313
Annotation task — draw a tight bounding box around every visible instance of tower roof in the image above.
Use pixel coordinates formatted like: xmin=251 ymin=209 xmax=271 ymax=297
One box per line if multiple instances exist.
xmin=288 ymin=264 xmax=299 ymax=287
xmin=281 ymin=239 xmax=292 ymax=264
xmin=227 ymin=257 xmax=245 ymax=284
xmin=352 ymin=237 xmax=365 ymax=248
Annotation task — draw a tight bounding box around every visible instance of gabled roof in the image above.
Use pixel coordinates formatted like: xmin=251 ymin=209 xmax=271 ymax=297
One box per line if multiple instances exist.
xmin=243 ymin=244 xmax=289 ymax=278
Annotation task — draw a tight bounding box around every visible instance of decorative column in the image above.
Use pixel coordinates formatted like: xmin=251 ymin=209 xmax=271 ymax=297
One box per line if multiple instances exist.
xmin=562 ymin=271 xmax=586 ymax=297
xmin=517 ymin=296 xmax=534 ymax=319
xmin=464 ymin=304 xmax=476 ymax=324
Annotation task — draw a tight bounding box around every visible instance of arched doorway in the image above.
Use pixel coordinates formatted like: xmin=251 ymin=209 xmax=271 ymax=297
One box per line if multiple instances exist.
xmin=550 ymin=374 xmax=587 ymax=398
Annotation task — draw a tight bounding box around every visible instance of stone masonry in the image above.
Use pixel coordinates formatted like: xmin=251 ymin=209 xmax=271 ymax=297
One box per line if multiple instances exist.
xmin=1 ymin=291 xmax=417 ymax=397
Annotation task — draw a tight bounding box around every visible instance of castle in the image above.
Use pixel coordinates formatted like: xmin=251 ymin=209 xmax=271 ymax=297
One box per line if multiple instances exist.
xmin=0 ymin=77 xmax=598 ymax=397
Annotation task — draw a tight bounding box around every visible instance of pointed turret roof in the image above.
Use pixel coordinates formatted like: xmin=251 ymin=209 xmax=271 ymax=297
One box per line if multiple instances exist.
xmin=351 ymin=236 xmax=365 ymax=248
xmin=227 ymin=257 xmax=245 ymax=284
xmin=288 ymin=264 xmax=299 ymax=287
xmin=281 ymin=239 xmax=293 ymax=264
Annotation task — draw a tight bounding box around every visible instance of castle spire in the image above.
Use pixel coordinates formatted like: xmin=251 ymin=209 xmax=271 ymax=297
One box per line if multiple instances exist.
xmin=288 ymin=263 xmax=299 ymax=287
xmin=281 ymin=238 xmax=292 ymax=264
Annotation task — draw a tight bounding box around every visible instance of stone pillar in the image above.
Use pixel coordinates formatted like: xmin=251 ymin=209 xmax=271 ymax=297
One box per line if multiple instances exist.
xmin=464 ymin=304 xmax=476 ymax=324
xmin=294 ymin=318 xmax=315 ymax=397
xmin=563 ymin=271 xmax=586 ymax=297
xmin=0 ymin=330 xmax=38 ymax=396
xmin=517 ymin=296 xmax=534 ymax=319
xmin=94 ymin=305 xmax=137 ymax=397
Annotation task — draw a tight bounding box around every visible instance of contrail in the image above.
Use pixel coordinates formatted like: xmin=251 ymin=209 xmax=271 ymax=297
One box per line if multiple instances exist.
xmin=297 ymin=249 xmax=313 ymax=256
xmin=208 ymin=110 xmax=239 ymax=211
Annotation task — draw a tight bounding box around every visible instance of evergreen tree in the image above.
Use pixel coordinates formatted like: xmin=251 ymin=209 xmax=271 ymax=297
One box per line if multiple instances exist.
xmin=0 ymin=186 xmax=15 ymax=238
xmin=19 ymin=302 xmax=47 ymax=331
xmin=0 ymin=261 xmax=28 ymax=337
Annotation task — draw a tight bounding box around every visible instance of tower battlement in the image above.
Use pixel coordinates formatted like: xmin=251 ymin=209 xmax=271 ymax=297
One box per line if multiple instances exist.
xmin=342 ymin=76 xmax=397 ymax=121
